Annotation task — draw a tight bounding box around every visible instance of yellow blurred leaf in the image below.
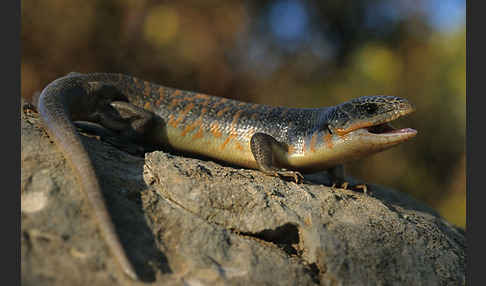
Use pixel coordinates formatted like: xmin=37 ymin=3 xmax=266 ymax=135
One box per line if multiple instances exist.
xmin=354 ymin=44 xmax=402 ymax=86
xmin=144 ymin=5 xmax=180 ymax=47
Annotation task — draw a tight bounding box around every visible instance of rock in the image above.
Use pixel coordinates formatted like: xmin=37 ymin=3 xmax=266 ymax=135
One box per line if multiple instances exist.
xmin=21 ymin=104 xmax=466 ymax=285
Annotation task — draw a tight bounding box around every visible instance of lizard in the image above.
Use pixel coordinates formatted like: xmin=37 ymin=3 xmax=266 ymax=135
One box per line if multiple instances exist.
xmin=31 ymin=72 xmax=417 ymax=280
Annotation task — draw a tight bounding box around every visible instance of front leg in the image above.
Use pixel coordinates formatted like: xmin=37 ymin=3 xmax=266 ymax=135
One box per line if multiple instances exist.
xmin=250 ymin=132 xmax=303 ymax=183
xmin=328 ymin=165 xmax=368 ymax=194
xmin=328 ymin=165 xmax=345 ymax=187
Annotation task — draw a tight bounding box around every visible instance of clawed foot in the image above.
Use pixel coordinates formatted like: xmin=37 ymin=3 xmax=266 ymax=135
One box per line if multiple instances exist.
xmin=354 ymin=184 xmax=368 ymax=194
xmin=331 ymin=182 xmax=368 ymax=194
xmin=275 ymin=169 xmax=304 ymax=183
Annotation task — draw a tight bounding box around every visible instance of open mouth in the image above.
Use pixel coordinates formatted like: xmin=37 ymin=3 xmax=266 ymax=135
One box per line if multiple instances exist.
xmin=334 ymin=114 xmax=417 ymax=143
xmin=361 ymin=122 xmax=417 ymax=142
xmin=365 ymin=122 xmax=417 ymax=135
xmin=367 ymin=122 xmax=396 ymax=134
xmin=337 ymin=120 xmax=416 ymax=136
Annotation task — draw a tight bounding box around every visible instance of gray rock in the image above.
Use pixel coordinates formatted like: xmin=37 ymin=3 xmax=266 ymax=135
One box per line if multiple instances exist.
xmin=21 ymin=104 xmax=466 ymax=286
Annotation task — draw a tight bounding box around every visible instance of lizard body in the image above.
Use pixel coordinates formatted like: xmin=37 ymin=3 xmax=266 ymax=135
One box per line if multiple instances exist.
xmin=34 ymin=72 xmax=417 ymax=280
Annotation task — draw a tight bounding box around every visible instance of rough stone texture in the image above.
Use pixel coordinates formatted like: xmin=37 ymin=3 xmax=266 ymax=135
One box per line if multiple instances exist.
xmin=21 ymin=104 xmax=466 ymax=286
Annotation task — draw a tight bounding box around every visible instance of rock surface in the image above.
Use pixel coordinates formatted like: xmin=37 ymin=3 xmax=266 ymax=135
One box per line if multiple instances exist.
xmin=21 ymin=105 xmax=466 ymax=286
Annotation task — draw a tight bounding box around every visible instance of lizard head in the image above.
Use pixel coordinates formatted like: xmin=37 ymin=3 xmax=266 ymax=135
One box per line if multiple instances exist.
xmin=283 ymin=95 xmax=417 ymax=172
xmin=320 ymin=95 xmax=417 ymax=155
xmin=326 ymin=95 xmax=416 ymax=137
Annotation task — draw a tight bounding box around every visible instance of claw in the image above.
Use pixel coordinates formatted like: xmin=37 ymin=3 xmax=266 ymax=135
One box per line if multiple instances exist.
xmin=330 ymin=181 xmax=368 ymax=194
xmin=354 ymin=184 xmax=368 ymax=194
xmin=276 ymin=170 xmax=304 ymax=183
xmin=294 ymin=171 xmax=304 ymax=183
xmin=339 ymin=183 xmax=369 ymax=194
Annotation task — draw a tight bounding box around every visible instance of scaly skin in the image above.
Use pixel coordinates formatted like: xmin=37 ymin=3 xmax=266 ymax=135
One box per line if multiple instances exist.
xmin=35 ymin=72 xmax=417 ymax=280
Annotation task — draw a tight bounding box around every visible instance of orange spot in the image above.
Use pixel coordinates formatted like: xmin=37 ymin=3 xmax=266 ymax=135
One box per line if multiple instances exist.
xmin=324 ymin=133 xmax=333 ymax=149
xmin=250 ymin=113 xmax=259 ymax=120
xmin=181 ymin=123 xmax=198 ymax=137
xmin=171 ymin=89 xmax=182 ymax=97
xmin=181 ymin=118 xmax=204 ymax=137
xmin=169 ymin=118 xmax=178 ymax=128
xmin=213 ymin=130 xmax=222 ymax=138
xmin=310 ymin=132 xmax=318 ymax=153
xmin=168 ymin=114 xmax=176 ymax=126
xmin=182 ymin=103 xmax=195 ymax=115
xmin=183 ymin=96 xmax=195 ymax=102
xmin=231 ymin=110 xmax=244 ymax=127
xmin=235 ymin=142 xmax=244 ymax=151
xmin=183 ymin=108 xmax=207 ymax=137
xmin=155 ymin=87 xmax=165 ymax=106
xmin=134 ymin=77 xmax=143 ymax=89
xmin=216 ymin=106 xmax=231 ymax=117
xmin=144 ymin=102 xmax=151 ymax=110
xmin=288 ymin=145 xmax=296 ymax=154
xmin=335 ymin=121 xmax=373 ymax=136
xmin=194 ymin=93 xmax=209 ymax=99
xmin=210 ymin=122 xmax=222 ymax=138
xmin=221 ymin=134 xmax=236 ymax=150
xmin=169 ymin=98 xmax=183 ymax=109
xmin=171 ymin=103 xmax=195 ymax=128
xmin=192 ymin=128 xmax=204 ymax=140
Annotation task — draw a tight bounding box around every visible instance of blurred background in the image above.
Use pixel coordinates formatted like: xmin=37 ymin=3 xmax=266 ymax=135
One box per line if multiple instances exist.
xmin=21 ymin=0 xmax=466 ymax=228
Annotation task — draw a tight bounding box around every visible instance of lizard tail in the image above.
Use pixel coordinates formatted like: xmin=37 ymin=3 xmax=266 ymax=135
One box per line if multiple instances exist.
xmin=38 ymin=77 xmax=139 ymax=280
